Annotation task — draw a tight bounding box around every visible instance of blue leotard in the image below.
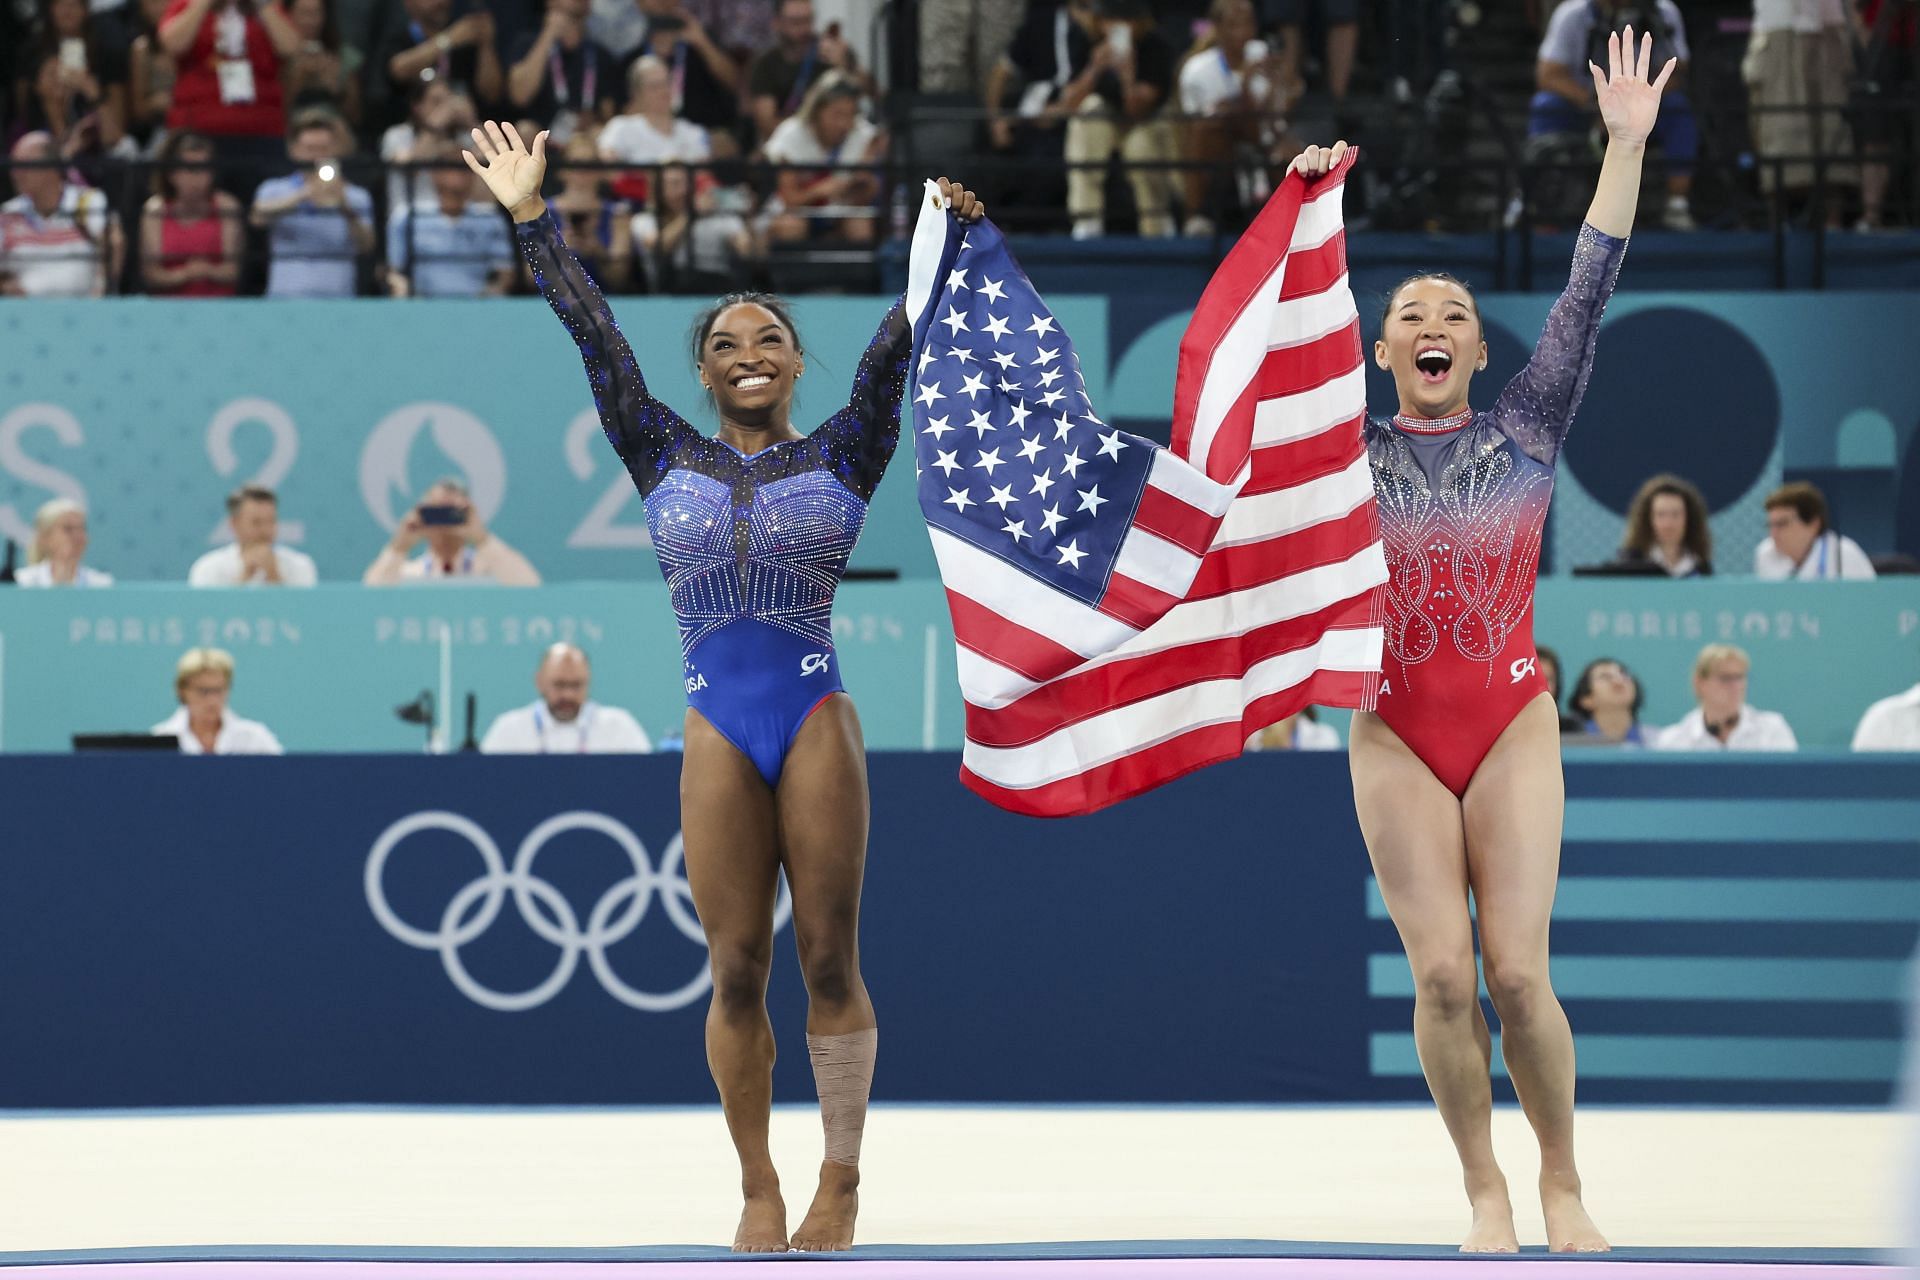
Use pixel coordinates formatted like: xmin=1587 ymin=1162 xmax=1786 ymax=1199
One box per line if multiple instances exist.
xmin=518 ymin=210 xmax=911 ymax=786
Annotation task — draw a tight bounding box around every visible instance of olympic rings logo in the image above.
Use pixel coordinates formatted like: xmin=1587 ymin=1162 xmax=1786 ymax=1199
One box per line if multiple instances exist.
xmin=364 ymin=810 xmax=792 ymax=1013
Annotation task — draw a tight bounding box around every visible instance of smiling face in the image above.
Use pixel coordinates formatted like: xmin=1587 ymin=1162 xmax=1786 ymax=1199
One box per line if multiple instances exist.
xmin=699 ymin=303 xmax=801 ymax=423
xmin=1375 ymin=277 xmax=1487 ymax=419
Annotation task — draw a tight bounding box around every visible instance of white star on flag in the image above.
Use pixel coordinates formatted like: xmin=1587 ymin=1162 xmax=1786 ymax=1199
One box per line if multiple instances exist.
xmin=990 ymin=350 xmax=1019 ymax=370
xmin=968 ymin=409 xmax=994 ymax=436
xmin=915 ymin=381 xmax=944 ymax=408
xmin=943 ymin=486 xmax=974 ymax=512
xmin=1015 ymin=436 xmax=1044 ymax=462
xmin=949 ymin=345 xmax=976 ymax=363
xmin=1008 ymin=402 xmax=1033 ymax=429
xmin=946 ymin=268 xmax=968 ymax=292
xmin=923 ymin=414 xmax=953 ymax=439
xmin=1025 ymin=314 xmax=1057 ymax=337
xmin=941 ymin=305 xmax=969 ymax=335
xmin=932 ymin=448 xmax=960 ymax=475
xmin=1096 ymin=430 xmax=1126 ymax=460
xmin=974 ymin=447 xmax=1005 ymax=476
xmin=982 ymin=314 xmax=1012 ymax=341
xmin=979 ymin=277 xmax=1007 ymax=303
xmin=1076 ymin=485 xmax=1107 ymax=515
xmin=959 ymin=370 xmax=989 ymax=400
xmin=1055 ymin=538 xmax=1086 ymax=568
xmin=987 ymin=484 xmax=1017 ymax=509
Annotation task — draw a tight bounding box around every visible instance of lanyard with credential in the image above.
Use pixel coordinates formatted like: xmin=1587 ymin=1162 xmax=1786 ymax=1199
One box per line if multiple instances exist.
xmin=551 ymin=42 xmax=597 ymax=108
xmin=533 ymin=706 xmax=593 ymax=753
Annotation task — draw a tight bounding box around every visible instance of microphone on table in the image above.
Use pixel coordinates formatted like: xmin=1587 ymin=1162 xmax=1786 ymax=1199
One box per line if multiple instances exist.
xmin=460 ymin=693 xmax=479 ymax=753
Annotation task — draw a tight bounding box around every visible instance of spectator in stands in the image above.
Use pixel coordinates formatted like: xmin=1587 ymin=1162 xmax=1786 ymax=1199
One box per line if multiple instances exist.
xmin=1653 ymin=643 xmax=1798 ymax=751
xmin=1244 ymin=707 xmax=1340 ymax=751
xmin=541 ymin=130 xmax=634 ymax=288
xmin=368 ymin=0 xmax=500 ymax=132
xmin=280 ymin=0 xmax=360 ymax=124
xmin=189 ymin=484 xmax=318 ymax=585
xmin=747 ymin=0 xmax=870 ymax=143
xmin=380 ymin=79 xmax=477 ymax=213
xmin=763 ymin=71 xmax=884 ymax=244
xmin=630 ymin=0 xmax=742 ymax=143
xmin=248 ymin=107 xmax=374 ymax=296
xmin=15 ymin=497 xmax=113 ymax=586
xmin=1745 ymin=0 xmax=1857 ymax=226
xmin=918 ymin=0 xmax=1024 ymax=99
xmin=363 ymin=477 xmax=542 ymax=585
xmin=481 ymin=643 xmax=653 ymax=752
xmin=984 ymin=0 xmax=1089 ymax=228
xmin=599 ymin=53 xmax=712 ymax=169
xmin=633 ymin=159 xmax=754 ymax=289
xmin=1537 ymin=643 xmax=1584 ymax=734
xmin=1566 ymin=657 xmax=1649 ymax=745
xmin=1530 ymin=0 xmax=1698 ymax=230
xmin=1854 ymin=0 xmax=1913 ymax=231
xmin=1852 ymin=677 xmax=1920 ymax=750
xmin=1755 ymin=480 xmax=1876 ymax=580
xmin=1177 ymin=0 xmax=1287 ymax=236
xmin=126 ymin=0 xmax=179 ymax=149
xmin=387 ymin=134 xmax=514 ymax=295
xmin=506 ymin=0 xmax=620 ymax=143
xmin=0 ymin=132 xmax=118 ymax=296
xmin=1063 ymin=0 xmax=1178 ymax=239
xmin=588 ymin=0 xmax=648 ymax=64
xmin=1270 ymin=0 xmax=1353 ymax=113
xmin=141 ymin=128 xmax=242 ymax=294
xmin=158 ymin=0 xmax=302 ymax=192
xmin=20 ymin=0 xmax=130 ymax=155
xmin=1619 ymin=472 xmax=1713 ymax=576
xmin=153 ymin=646 xmax=285 ymax=753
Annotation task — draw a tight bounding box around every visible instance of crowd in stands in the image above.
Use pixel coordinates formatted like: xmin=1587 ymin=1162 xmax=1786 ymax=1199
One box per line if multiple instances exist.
xmin=2 ymin=0 xmax=1914 ymax=294
xmin=8 ymin=468 xmax=1913 ymax=754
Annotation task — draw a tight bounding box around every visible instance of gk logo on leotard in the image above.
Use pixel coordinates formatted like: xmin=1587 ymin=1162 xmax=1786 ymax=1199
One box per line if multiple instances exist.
xmin=1510 ymin=656 xmax=1538 ymax=683
xmin=364 ymin=810 xmax=792 ymax=1013
xmin=799 ymin=652 xmax=831 ymax=676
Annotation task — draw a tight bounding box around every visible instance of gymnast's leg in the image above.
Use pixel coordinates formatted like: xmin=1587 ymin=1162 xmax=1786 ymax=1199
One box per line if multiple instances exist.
xmin=681 ymin=708 xmax=789 ymax=1252
xmin=1350 ymin=709 xmax=1518 ymax=1252
xmin=777 ymin=693 xmax=879 ymax=1252
xmin=1465 ymin=693 xmax=1607 ymax=1253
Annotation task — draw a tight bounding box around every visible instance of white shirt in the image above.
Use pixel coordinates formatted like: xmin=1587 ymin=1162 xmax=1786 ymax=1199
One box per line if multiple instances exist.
xmin=1753 ymin=531 xmax=1876 ymax=580
xmin=1752 ymin=0 xmax=1849 ymax=33
xmin=0 ymin=185 xmax=110 ymax=298
xmin=1853 ymin=684 xmax=1920 ymax=751
xmin=764 ymin=114 xmax=879 ymax=168
xmin=15 ymin=562 xmax=113 ymax=587
xmin=599 ymin=112 xmax=712 ymax=165
xmin=481 ymin=700 xmax=653 ymax=754
xmin=1654 ymin=705 xmax=1799 ymax=752
xmin=1179 ymin=46 xmax=1271 ymax=116
xmin=151 ymin=706 xmax=285 ymax=755
xmin=188 ymin=543 xmax=319 ymax=587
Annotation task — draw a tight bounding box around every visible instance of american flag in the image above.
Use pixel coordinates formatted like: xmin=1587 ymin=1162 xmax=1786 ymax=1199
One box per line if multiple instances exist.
xmin=904 ymin=154 xmax=1385 ymax=817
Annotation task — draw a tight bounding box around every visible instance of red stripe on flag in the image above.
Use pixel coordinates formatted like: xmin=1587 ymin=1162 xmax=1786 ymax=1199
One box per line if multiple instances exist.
xmin=1277 ymin=231 xmax=1348 ymax=302
xmin=1131 ymin=484 xmax=1225 ymax=558
xmin=946 ymin=590 xmax=1087 ymax=685
xmin=1243 ymin=420 xmax=1365 ymax=496
xmin=1187 ymin=503 xmax=1378 ymax=599
xmin=965 ymin=594 xmax=1380 ymax=748
xmin=1095 ymin=572 xmax=1182 ymax=630
xmin=1257 ymin=319 xmax=1364 ymax=401
xmin=1199 ymin=376 xmax=1262 ymax=485
xmin=959 ymin=665 xmax=1377 ymax=818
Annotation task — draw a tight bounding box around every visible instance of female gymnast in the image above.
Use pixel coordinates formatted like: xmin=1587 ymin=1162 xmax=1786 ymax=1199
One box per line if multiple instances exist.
xmin=1290 ymin=29 xmax=1673 ymax=1254
xmin=461 ymin=120 xmax=983 ymax=1253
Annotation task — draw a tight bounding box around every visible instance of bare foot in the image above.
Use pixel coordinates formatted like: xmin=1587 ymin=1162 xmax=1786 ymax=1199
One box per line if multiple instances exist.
xmin=1542 ymin=1181 xmax=1609 ymax=1253
xmin=1461 ymin=1181 xmax=1520 ymax=1254
xmin=732 ymin=1186 xmax=788 ymax=1254
xmin=790 ymin=1160 xmax=860 ymax=1252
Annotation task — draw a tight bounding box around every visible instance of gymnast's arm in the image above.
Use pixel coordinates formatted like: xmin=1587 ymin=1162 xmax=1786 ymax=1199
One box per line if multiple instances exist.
xmin=463 ymin=120 xmax=693 ymax=486
xmin=817 ymin=299 xmax=912 ymax=501
xmin=1492 ymin=26 xmax=1666 ymax=464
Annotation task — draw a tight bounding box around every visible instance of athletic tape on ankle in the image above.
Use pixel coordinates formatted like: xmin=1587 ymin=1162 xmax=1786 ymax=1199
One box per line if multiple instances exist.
xmin=806 ymin=1028 xmax=877 ymax=1166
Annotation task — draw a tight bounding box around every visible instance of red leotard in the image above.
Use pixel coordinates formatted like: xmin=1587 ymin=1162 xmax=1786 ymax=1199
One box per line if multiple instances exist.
xmin=1364 ymin=224 xmax=1627 ymax=795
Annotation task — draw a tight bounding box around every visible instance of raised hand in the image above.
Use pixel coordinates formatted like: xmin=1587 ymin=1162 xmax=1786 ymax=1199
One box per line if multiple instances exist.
xmin=1589 ymin=26 xmax=1675 ymax=148
xmin=935 ymin=177 xmax=984 ymax=223
xmin=463 ymin=121 xmax=549 ymax=221
xmin=1287 ymin=139 xmax=1349 ymax=180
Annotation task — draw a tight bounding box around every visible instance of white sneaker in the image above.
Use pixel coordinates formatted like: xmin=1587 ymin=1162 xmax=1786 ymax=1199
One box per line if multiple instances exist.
xmin=1182 ymin=214 xmax=1216 ymax=237
xmin=1071 ymin=217 xmax=1102 ymax=240
xmin=1661 ymin=197 xmax=1695 ymax=231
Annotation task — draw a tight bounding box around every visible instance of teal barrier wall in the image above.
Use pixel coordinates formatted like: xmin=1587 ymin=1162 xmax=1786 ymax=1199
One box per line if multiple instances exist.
xmin=0 ymin=581 xmax=1912 ymax=751
xmin=3 ymin=293 xmax=1917 ymax=588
